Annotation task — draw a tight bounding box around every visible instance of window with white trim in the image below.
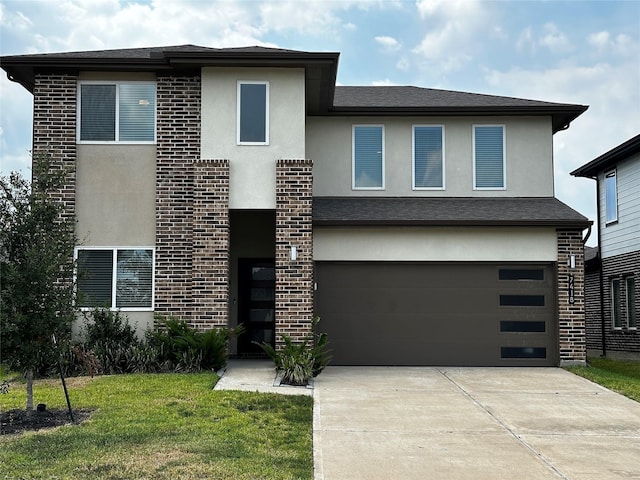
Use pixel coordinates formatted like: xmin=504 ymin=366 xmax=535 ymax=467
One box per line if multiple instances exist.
xmin=353 ymin=125 xmax=384 ymax=190
xmin=78 ymin=82 xmax=156 ymax=143
xmin=611 ymin=278 xmax=622 ymax=329
xmin=413 ymin=125 xmax=444 ymax=189
xmin=626 ymin=276 xmax=636 ymax=329
xmin=605 ymin=170 xmax=618 ymax=224
xmin=76 ymin=248 xmax=154 ymax=310
xmin=237 ymin=81 xmax=269 ymax=144
xmin=474 ymin=125 xmax=505 ymax=189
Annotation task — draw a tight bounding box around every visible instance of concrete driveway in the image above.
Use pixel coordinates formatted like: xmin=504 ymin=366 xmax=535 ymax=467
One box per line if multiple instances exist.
xmin=313 ymin=367 xmax=640 ymax=480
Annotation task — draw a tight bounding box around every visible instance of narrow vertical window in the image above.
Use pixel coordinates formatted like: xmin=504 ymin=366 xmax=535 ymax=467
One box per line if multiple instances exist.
xmin=474 ymin=125 xmax=505 ymax=189
xmin=626 ymin=276 xmax=636 ymax=329
xmin=605 ymin=170 xmax=618 ymax=224
xmin=413 ymin=126 xmax=444 ymax=189
xmin=611 ymin=278 xmax=622 ymax=329
xmin=353 ymin=125 xmax=384 ymax=189
xmin=238 ymin=82 xmax=268 ymax=144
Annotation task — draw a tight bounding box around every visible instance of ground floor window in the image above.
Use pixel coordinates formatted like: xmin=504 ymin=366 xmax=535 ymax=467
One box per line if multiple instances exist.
xmin=626 ymin=276 xmax=637 ymax=329
xmin=76 ymin=247 xmax=154 ymax=310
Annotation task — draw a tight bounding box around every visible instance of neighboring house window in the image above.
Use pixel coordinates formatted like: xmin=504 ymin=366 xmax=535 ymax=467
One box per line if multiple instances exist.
xmin=78 ymin=82 xmax=156 ymax=143
xmin=237 ymin=81 xmax=269 ymax=144
xmin=353 ymin=125 xmax=384 ymax=190
xmin=76 ymin=248 xmax=154 ymax=310
xmin=605 ymin=170 xmax=618 ymax=224
xmin=626 ymin=276 xmax=636 ymax=329
xmin=611 ymin=278 xmax=622 ymax=329
xmin=473 ymin=125 xmax=505 ymax=189
xmin=413 ymin=125 xmax=444 ymax=189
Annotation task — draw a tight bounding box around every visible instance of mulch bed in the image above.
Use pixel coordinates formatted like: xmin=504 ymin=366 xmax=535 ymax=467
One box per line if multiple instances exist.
xmin=1 ymin=408 xmax=93 ymax=436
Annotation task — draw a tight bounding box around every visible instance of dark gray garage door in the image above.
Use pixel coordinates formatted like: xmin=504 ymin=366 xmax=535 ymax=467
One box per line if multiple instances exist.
xmin=314 ymin=262 xmax=557 ymax=366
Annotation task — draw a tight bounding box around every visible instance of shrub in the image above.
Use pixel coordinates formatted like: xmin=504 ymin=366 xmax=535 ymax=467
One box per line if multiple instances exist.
xmin=148 ymin=315 xmax=243 ymax=372
xmin=256 ymin=316 xmax=331 ymax=386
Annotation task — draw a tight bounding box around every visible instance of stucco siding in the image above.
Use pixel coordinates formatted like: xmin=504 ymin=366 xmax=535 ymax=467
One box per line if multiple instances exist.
xmin=308 ymin=116 xmax=553 ymax=197
xmin=600 ymin=153 xmax=640 ymax=258
xmin=201 ymin=67 xmax=306 ymax=209
xmin=76 ymin=144 xmax=156 ymax=246
xmin=313 ymin=226 xmax=558 ymax=262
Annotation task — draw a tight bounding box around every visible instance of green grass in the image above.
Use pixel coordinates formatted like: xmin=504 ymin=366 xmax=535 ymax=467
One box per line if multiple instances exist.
xmin=566 ymin=357 xmax=640 ymax=402
xmin=0 ymin=373 xmax=313 ymax=479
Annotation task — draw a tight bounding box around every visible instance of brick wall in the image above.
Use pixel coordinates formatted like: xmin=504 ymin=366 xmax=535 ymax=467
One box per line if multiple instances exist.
xmin=155 ymin=75 xmax=201 ymax=321
xmin=192 ymin=159 xmax=230 ymax=329
xmin=275 ymin=159 xmax=314 ymax=345
xmin=600 ymin=250 xmax=640 ymax=356
xmin=32 ymin=74 xmax=77 ymax=221
xmin=557 ymin=229 xmax=587 ymax=365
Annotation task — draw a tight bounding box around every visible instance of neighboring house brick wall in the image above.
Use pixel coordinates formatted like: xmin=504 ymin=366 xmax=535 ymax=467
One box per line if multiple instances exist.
xmin=275 ymin=159 xmax=314 ymax=344
xmin=192 ymin=159 xmax=230 ymax=329
xmin=601 ymin=251 xmax=640 ymax=356
xmin=155 ymin=74 xmax=201 ymax=322
xmin=32 ymin=73 xmax=77 ymax=222
xmin=557 ymin=229 xmax=587 ymax=364
xmin=584 ymin=267 xmax=603 ymax=354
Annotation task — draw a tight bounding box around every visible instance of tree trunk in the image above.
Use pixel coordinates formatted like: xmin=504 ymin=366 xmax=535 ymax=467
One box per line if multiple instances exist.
xmin=25 ymin=368 xmax=34 ymax=413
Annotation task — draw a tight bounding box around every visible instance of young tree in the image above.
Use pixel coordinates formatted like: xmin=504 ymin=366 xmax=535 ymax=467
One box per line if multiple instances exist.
xmin=0 ymin=154 xmax=78 ymax=412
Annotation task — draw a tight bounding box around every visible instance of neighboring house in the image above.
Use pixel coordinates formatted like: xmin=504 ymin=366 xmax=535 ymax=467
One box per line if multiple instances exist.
xmin=1 ymin=45 xmax=591 ymax=366
xmin=572 ymin=134 xmax=640 ymax=361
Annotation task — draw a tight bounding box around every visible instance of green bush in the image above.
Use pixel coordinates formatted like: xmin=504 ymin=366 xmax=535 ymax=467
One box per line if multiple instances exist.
xmin=256 ymin=316 xmax=331 ymax=386
xmin=148 ymin=315 xmax=243 ymax=372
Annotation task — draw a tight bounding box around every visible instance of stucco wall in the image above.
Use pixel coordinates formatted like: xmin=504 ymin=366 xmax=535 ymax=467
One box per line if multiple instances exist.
xmin=308 ymin=116 xmax=554 ymax=197
xmin=313 ymin=226 xmax=558 ymax=262
xmin=201 ymin=67 xmax=306 ymax=209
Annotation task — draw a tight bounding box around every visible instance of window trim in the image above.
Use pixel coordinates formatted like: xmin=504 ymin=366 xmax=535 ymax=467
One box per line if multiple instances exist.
xmin=604 ymin=169 xmax=618 ymax=225
xmin=626 ymin=276 xmax=636 ymax=330
xmin=412 ymin=124 xmax=445 ymax=190
xmin=611 ymin=277 xmax=622 ymax=329
xmin=473 ymin=124 xmax=506 ymax=190
xmin=352 ymin=124 xmax=385 ymax=191
xmin=237 ymin=80 xmax=269 ymax=146
xmin=74 ymin=246 xmax=155 ymax=311
xmin=77 ymin=80 xmax=157 ymax=145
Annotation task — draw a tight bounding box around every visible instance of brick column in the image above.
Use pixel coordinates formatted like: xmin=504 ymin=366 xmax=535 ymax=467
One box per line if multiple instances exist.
xmin=557 ymin=229 xmax=587 ymax=365
xmin=155 ymin=75 xmax=201 ymax=321
xmin=32 ymin=73 xmax=77 ymax=222
xmin=192 ymin=159 xmax=230 ymax=329
xmin=275 ymin=159 xmax=314 ymax=345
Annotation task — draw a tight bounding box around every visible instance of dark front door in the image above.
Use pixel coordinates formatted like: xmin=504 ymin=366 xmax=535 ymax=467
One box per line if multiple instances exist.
xmin=238 ymin=259 xmax=276 ymax=356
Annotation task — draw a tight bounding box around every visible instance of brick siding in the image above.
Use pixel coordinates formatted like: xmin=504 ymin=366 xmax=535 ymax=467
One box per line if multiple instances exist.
xmin=32 ymin=74 xmax=77 ymax=222
xmin=599 ymin=250 xmax=640 ymax=356
xmin=557 ymin=229 xmax=587 ymax=365
xmin=275 ymin=159 xmax=314 ymax=345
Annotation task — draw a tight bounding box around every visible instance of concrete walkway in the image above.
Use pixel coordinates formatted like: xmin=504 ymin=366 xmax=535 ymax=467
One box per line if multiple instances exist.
xmin=214 ymin=362 xmax=640 ymax=479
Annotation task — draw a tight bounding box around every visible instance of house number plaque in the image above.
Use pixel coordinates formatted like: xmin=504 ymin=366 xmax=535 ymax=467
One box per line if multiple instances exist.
xmin=568 ymin=274 xmax=575 ymax=304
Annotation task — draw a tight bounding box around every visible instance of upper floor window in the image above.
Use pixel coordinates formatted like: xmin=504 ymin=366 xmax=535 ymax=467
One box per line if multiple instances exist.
xmin=78 ymin=82 xmax=156 ymax=143
xmin=353 ymin=125 xmax=384 ymax=190
xmin=473 ymin=125 xmax=505 ymax=190
xmin=605 ymin=170 xmax=618 ymax=224
xmin=237 ymin=81 xmax=269 ymax=145
xmin=413 ymin=125 xmax=444 ymax=190
xmin=76 ymin=247 xmax=154 ymax=310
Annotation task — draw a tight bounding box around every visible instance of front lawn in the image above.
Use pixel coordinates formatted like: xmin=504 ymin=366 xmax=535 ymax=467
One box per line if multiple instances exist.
xmin=566 ymin=357 xmax=640 ymax=402
xmin=0 ymin=373 xmax=313 ymax=479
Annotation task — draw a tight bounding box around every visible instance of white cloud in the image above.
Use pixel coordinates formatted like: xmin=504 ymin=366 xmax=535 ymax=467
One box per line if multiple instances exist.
xmin=371 ymin=78 xmax=398 ymax=86
xmin=539 ymin=23 xmax=572 ymax=53
xmin=375 ymin=35 xmax=400 ymax=52
xmin=588 ymin=30 xmax=634 ymax=55
xmin=396 ymin=56 xmax=410 ymax=71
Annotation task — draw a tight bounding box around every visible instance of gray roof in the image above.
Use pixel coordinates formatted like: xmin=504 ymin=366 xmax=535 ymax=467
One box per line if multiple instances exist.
xmin=571 ymin=133 xmax=640 ymax=178
xmin=313 ymin=197 xmax=590 ymax=227
xmin=1 ymin=44 xmax=587 ymax=130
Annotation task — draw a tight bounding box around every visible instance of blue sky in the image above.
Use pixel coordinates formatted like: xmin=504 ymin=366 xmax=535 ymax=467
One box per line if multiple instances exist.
xmin=1 ymin=0 xmax=639 ymax=244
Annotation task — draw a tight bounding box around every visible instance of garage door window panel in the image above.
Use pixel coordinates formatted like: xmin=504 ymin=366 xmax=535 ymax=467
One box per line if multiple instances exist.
xmin=500 ymin=295 xmax=545 ymax=307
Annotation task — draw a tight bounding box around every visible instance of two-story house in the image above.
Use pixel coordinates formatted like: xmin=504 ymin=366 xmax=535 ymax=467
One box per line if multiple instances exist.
xmin=572 ymin=134 xmax=640 ymax=361
xmin=1 ymin=45 xmax=590 ymax=366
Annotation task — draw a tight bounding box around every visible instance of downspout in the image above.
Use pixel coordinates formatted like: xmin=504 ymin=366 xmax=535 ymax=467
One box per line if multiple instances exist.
xmin=594 ymin=175 xmax=607 ymax=357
